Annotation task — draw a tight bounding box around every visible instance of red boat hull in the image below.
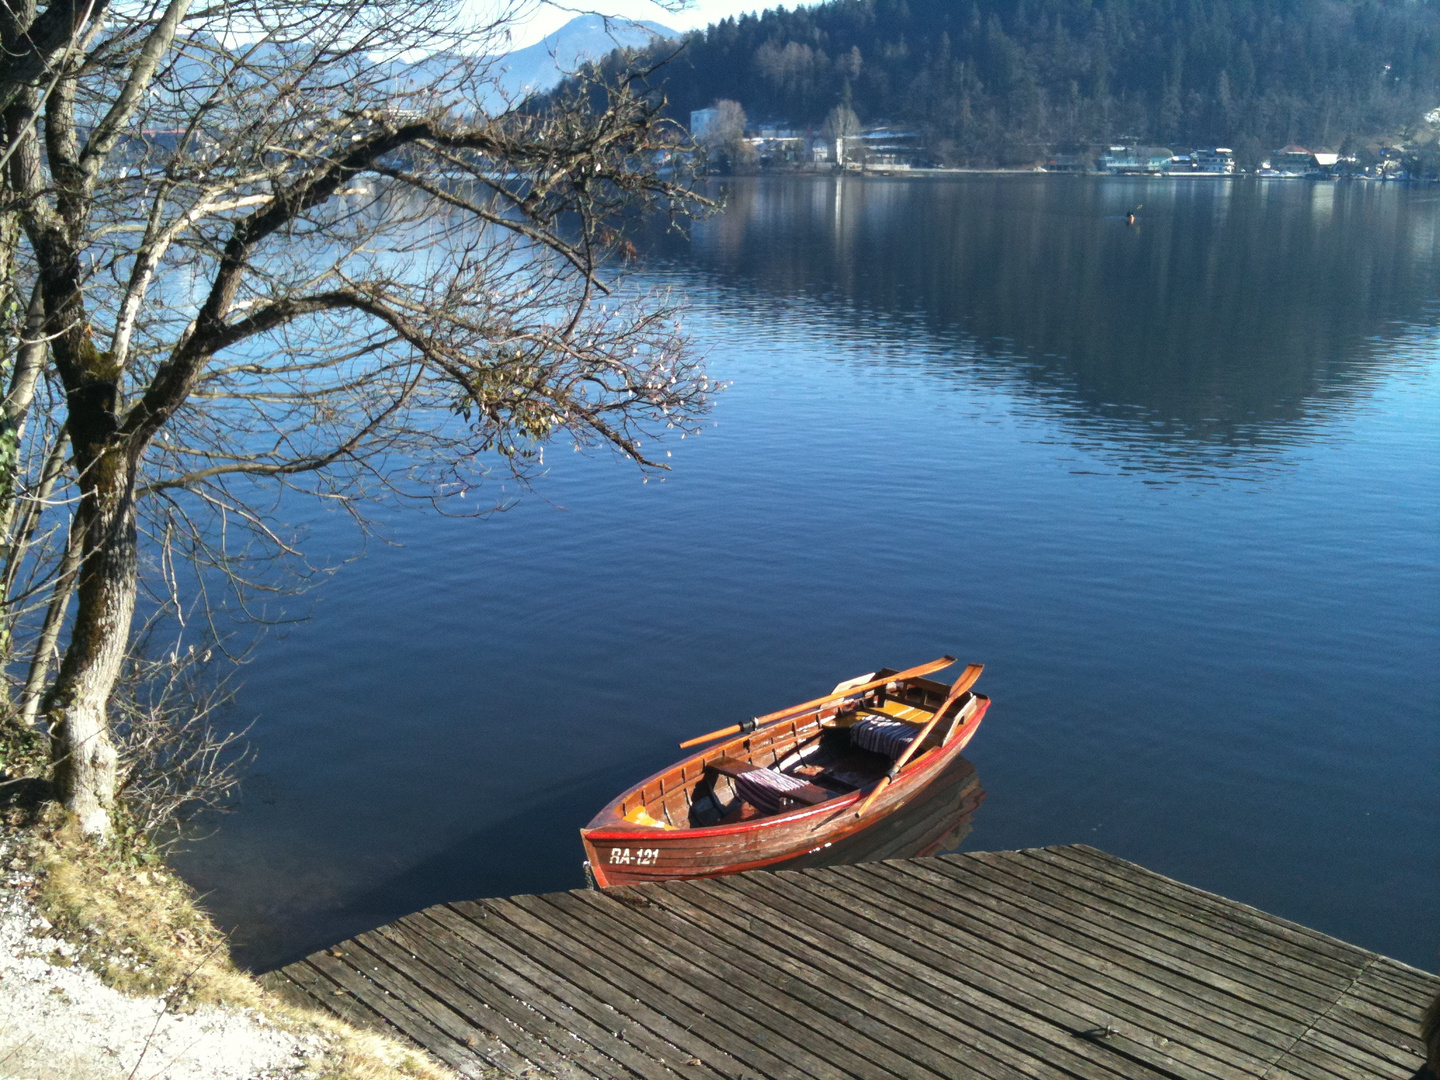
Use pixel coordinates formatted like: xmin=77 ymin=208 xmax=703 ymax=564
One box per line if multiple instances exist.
xmin=582 ymin=695 xmax=989 ymax=887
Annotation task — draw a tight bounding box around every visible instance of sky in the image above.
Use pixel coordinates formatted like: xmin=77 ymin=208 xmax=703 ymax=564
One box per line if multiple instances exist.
xmin=473 ymin=0 xmax=815 ymax=50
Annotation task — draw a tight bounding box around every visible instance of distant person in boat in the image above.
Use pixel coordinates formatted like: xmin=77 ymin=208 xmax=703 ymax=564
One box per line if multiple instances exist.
xmin=1126 ymin=204 xmax=1142 ymax=227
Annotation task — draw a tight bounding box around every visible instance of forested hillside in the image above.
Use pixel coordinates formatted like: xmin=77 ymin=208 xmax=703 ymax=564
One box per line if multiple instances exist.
xmin=604 ymin=0 xmax=1440 ymax=165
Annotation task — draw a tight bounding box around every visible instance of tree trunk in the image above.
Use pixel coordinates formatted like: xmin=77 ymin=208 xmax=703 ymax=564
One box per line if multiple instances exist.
xmin=43 ymin=444 xmax=137 ymax=837
xmin=19 ymin=508 xmax=82 ymax=726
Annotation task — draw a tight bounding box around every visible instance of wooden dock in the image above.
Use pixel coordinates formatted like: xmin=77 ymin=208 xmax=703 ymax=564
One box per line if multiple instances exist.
xmin=263 ymin=845 xmax=1438 ymax=1080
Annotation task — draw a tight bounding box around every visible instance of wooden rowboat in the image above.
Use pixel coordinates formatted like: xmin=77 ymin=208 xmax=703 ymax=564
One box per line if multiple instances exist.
xmin=581 ymin=662 xmax=990 ymax=887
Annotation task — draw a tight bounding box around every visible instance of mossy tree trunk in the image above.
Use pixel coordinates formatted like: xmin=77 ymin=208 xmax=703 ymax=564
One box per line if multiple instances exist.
xmin=32 ymin=232 xmax=139 ymax=836
xmin=43 ymin=442 xmax=135 ymax=834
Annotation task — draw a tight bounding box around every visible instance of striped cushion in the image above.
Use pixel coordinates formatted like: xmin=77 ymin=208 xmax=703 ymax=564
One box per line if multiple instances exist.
xmin=851 ymin=717 xmax=919 ymax=759
xmin=733 ymin=767 xmax=813 ymax=815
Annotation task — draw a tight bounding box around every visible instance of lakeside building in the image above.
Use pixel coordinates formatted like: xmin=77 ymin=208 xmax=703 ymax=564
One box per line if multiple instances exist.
xmin=699 ymin=121 xmax=1400 ymax=180
xmin=689 ymin=108 xmax=721 ymax=141
xmin=1195 ymin=147 xmax=1236 ymax=173
xmin=1097 ymin=145 xmax=1175 ymax=173
xmin=856 ymin=128 xmax=924 ymax=168
xmin=805 ymin=134 xmax=845 ymax=165
xmin=746 ymin=128 xmax=807 ymax=166
xmin=794 ymin=126 xmax=924 ymax=168
xmin=1270 ymin=145 xmax=1340 ymax=177
xmin=1045 ymin=150 xmax=1091 ymax=172
xmin=1352 ymin=146 xmax=1408 ymax=180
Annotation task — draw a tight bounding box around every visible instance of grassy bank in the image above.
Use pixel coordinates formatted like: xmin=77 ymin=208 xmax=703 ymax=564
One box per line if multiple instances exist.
xmin=0 ymin=785 xmax=467 ymax=1080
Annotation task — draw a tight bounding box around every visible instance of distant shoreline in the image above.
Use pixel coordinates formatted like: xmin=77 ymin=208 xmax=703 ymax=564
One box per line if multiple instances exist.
xmin=714 ymin=167 xmax=1423 ymax=183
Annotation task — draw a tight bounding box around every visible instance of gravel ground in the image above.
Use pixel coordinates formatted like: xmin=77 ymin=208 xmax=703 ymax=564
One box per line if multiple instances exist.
xmin=0 ymin=842 xmax=315 ymax=1080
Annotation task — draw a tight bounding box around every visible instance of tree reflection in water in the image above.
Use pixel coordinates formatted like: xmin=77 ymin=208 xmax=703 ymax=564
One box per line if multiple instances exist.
xmin=639 ymin=175 xmax=1440 ymax=472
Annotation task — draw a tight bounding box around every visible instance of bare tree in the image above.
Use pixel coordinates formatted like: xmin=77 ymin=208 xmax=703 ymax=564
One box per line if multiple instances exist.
xmin=703 ymin=99 xmax=747 ymax=145
xmin=110 ymin=628 xmax=250 ymax=840
xmin=0 ymin=0 xmax=713 ymax=836
xmin=823 ymin=103 xmax=861 ymax=164
xmin=0 ymin=0 xmax=111 ymax=657
xmin=0 ymin=0 xmax=113 ymax=114
xmin=696 ymin=98 xmax=751 ymax=172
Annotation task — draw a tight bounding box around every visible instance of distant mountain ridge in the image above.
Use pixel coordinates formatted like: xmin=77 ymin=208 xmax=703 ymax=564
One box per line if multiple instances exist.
xmin=491 ymin=14 xmax=676 ymax=101
xmin=361 ymin=15 xmax=677 ymax=114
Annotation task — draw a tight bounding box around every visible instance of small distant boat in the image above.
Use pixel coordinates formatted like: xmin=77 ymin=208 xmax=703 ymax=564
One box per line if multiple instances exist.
xmin=580 ymin=657 xmax=990 ymax=887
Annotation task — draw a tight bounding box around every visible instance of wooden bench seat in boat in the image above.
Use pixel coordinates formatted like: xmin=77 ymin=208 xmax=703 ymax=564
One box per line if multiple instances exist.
xmin=705 ymin=757 xmax=833 ymax=806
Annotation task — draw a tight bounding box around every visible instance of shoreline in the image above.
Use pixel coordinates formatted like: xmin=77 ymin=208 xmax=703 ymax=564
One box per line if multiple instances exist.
xmin=0 ymin=800 xmax=471 ymax=1080
xmin=716 ymin=165 xmax=1427 ymax=182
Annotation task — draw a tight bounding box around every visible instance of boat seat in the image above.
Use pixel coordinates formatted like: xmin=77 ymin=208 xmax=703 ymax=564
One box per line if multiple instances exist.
xmin=705 ymin=756 xmax=764 ymax=779
xmin=850 ymin=717 xmax=920 ymax=759
xmin=706 ymin=757 xmax=832 ymax=812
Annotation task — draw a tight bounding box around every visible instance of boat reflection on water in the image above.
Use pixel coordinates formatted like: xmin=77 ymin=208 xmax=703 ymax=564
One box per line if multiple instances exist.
xmin=775 ymin=755 xmax=984 ymax=873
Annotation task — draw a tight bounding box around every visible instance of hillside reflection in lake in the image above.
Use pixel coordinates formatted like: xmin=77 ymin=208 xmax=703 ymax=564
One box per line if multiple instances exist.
xmin=173 ymin=176 xmax=1439 ymax=974
xmin=641 ymin=175 xmax=1440 ymax=469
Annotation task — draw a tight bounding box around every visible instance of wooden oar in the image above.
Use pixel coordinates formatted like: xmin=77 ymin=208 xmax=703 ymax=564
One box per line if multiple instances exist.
xmin=854 ymin=663 xmax=983 ymax=818
xmin=678 ymin=655 xmax=957 ymax=750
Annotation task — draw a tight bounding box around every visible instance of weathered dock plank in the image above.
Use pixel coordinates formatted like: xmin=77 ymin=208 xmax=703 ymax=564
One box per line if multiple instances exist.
xmin=263 ymin=845 xmax=1438 ymax=1079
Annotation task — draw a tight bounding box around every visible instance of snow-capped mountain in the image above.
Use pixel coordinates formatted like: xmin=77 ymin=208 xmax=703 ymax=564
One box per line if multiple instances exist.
xmin=490 ymin=14 xmax=677 ymax=100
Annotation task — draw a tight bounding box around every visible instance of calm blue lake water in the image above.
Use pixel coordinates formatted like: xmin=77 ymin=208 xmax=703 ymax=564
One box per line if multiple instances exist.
xmin=173 ymin=175 xmax=1440 ymax=973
